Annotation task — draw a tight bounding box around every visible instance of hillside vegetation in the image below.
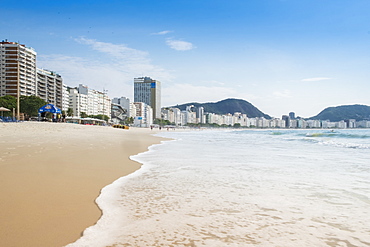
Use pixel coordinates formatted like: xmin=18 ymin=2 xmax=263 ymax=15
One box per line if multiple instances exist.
xmin=169 ymin=98 xmax=271 ymax=119
xmin=309 ymin=105 xmax=370 ymax=122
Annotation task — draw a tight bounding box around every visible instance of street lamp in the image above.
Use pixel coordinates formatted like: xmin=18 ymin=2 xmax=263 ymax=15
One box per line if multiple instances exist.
xmin=16 ymin=52 xmax=20 ymax=121
xmin=103 ymin=88 xmax=108 ymax=120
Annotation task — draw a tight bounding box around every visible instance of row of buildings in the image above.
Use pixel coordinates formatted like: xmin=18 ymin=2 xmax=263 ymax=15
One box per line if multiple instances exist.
xmin=0 ymin=40 xmax=161 ymax=126
xmin=161 ymin=106 xmax=370 ymax=128
xmin=0 ymin=40 xmax=110 ymax=117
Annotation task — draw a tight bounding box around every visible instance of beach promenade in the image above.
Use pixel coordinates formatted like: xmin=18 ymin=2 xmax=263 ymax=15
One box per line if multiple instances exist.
xmin=0 ymin=122 xmax=163 ymax=247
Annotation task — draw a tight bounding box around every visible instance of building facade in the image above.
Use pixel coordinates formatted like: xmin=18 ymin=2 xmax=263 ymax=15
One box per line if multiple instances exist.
xmin=112 ymin=97 xmax=130 ymax=117
xmin=77 ymin=84 xmax=110 ymax=116
xmin=36 ymin=68 xmax=63 ymax=109
xmin=62 ymin=84 xmax=70 ymax=112
xmin=134 ymin=77 xmax=161 ymax=119
xmin=133 ymin=102 xmax=153 ymax=127
xmin=68 ymin=88 xmax=88 ymax=117
xmin=0 ymin=40 xmax=37 ymax=97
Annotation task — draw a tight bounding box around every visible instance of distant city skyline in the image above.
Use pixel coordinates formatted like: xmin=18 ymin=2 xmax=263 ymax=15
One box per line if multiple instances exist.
xmin=3 ymin=0 xmax=370 ymax=118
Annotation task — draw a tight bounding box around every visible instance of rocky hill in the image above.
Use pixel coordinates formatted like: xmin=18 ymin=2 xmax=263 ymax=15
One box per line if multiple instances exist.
xmin=309 ymin=104 xmax=370 ymax=122
xmin=169 ymin=98 xmax=271 ymax=119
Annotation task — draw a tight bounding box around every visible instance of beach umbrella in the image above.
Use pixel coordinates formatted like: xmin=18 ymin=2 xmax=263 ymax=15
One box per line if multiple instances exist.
xmin=0 ymin=107 xmax=11 ymax=118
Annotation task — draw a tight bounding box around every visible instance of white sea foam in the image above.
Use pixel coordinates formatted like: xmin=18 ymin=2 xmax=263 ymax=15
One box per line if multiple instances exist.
xmin=67 ymin=129 xmax=370 ymax=247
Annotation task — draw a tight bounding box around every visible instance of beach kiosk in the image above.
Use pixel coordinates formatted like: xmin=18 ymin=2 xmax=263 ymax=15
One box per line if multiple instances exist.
xmin=38 ymin=104 xmax=62 ymax=122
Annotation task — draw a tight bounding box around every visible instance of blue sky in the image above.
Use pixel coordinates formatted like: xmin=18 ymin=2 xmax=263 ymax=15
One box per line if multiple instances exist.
xmin=2 ymin=0 xmax=370 ymax=118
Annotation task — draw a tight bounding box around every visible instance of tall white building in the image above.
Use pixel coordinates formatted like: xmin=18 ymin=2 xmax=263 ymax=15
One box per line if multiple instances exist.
xmin=62 ymin=84 xmax=70 ymax=112
xmin=134 ymin=77 xmax=161 ymax=119
xmin=0 ymin=40 xmax=37 ymax=97
xmin=197 ymin=107 xmax=205 ymax=124
xmin=68 ymin=88 xmax=88 ymax=117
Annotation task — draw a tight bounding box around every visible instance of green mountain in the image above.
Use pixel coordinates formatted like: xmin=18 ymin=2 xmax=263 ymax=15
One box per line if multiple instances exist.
xmin=309 ymin=104 xmax=370 ymax=122
xmin=169 ymin=98 xmax=271 ymax=119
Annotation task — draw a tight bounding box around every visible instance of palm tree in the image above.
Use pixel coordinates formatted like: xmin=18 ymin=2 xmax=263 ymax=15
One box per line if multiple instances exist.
xmin=67 ymin=108 xmax=73 ymax=117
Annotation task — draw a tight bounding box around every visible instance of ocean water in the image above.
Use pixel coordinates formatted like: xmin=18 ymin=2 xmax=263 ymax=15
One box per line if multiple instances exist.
xmin=67 ymin=129 xmax=370 ymax=247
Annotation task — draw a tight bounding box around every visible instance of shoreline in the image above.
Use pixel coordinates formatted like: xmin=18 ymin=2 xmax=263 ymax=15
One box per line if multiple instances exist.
xmin=0 ymin=122 xmax=165 ymax=247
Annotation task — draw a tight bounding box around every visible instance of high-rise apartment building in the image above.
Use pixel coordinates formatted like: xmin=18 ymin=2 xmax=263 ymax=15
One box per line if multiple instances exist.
xmin=134 ymin=77 xmax=161 ymax=119
xmin=0 ymin=40 xmax=37 ymax=97
xmin=36 ymin=68 xmax=63 ymax=109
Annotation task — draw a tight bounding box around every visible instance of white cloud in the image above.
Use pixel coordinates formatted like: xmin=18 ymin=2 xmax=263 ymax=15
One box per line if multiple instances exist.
xmin=272 ymin=90 xmax=292 ymax=99
xmin=38 ymin=38 xmax=173 ymax=98
xmin=301 ymin=77 xmax=332 ymax=82
xmin=202 ymin=80 xmax=225 ymax=86
xmin=75 ymin=37 xmax=148 ymax=64
xmin=152 ymin=30 xmax=172 ymax=35
xmin=166 ymin=39 xmax=195 ymax=51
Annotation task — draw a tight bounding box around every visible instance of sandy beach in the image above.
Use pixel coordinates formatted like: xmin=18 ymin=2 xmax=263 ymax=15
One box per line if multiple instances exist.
xmin=0 ymin=122 xmax=164 ymax=247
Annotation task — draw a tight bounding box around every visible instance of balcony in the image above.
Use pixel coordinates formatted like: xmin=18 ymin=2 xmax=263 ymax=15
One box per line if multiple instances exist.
xmin=5 ymin=51 xmax=17 ymax=55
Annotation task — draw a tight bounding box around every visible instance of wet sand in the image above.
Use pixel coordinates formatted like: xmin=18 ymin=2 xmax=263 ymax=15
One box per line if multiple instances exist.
xmin=0 ymin=122 xmax=164 ymax=247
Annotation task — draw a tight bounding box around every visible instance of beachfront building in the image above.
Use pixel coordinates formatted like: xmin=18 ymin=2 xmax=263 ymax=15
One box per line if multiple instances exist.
xmin=337 ymin=120 xmax=347 ymax=129
xmin=36 ymin=68 xmax=63 ymax=109
xmin=172 ymin=108 xmax=183 ymax=126
xmin=256 ymin=117 xmax=269 ymax=128
xmin=321 ymin=120 xmax=336 ymax=129
xmin=282 ymin=115 xmax=290 ymax=128
xmin=68 ymin=88 xmax=87 ymax=117
xmin=290 ymin=119 xmax=298 ymax=128
xmin=247 ymin=117 xmax=257 ymax=127
xmin=76 ymin=84 xmax=111 ymax=116
xmin=112 ymin=97 xmax=130 ymax=117
xmin=133 ymin=102 xmax=153 ymax=127
xmin=181 ymin=105 xmax=197 ymax=125
xmin=357 ymin=120 xmax=370 ymax=128
xmin=134 ymin=77 xmax=161 ymax=120
xmin=345 ymin=119 xmax=356 ymax=128
xmin=62 ymin=84 xmax=70 ymax=112
xmin=206 ymin=112 xmax=222 ymax=125
xmin=306 ymin=119 xmax=321 ymax=128
xmin=162 ymin=107 xmax=182 ymax=126
xmin=0 ymin=40 xmax=37 ymax=97
xmin=268 ymin=118 xmax=283 ymax=128
xmin=129 ymin=102 xmax=137 ymax=118
xmin=196 ymin=107 xmax=206 ymax=124
xmin=233 ymin=112 xmax=247 ymax=127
